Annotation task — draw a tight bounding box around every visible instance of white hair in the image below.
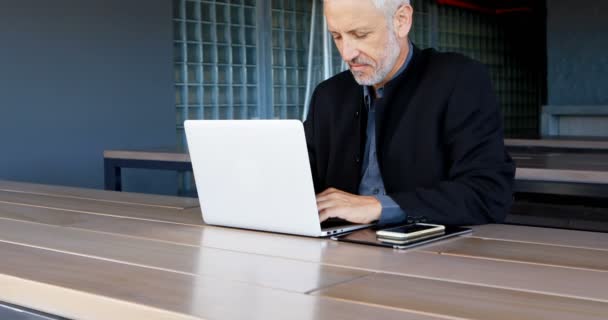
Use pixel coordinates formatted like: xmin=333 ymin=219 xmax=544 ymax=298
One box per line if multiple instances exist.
xmin=323 ymin=0 xmax=410 ymax=86
xmin=324 ymin=0 xmax=410 ymax=28
xmin=371 ymin=0 xmax=410 ymax=23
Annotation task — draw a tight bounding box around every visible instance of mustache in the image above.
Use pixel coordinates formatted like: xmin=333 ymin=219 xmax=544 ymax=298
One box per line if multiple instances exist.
xmin=349 ymin=56 xmax=375 ymax=67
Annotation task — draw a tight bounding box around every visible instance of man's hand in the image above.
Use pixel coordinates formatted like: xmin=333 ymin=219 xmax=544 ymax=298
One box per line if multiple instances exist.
xmin=316 ymin=188 xmax=382 ymax=224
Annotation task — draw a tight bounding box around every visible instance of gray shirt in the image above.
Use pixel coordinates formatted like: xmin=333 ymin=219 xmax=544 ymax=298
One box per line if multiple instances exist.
xmin=359 ymin=42 xmax=413 ymax=225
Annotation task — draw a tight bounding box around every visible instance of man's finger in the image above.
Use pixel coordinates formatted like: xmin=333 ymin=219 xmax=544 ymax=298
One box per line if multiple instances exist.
xmin=316 ymin=199 xmax=339 ymax=212
xmin=317 ymin=188 xmax=337 ymax=197
xmin=316 ymin=192 xmax=341 ymax=203
xmin=318 ymin=190 xmax=356 ymax=202
xmin=319 ymin=209 xmax=333 ymax=222
xmin=319 ymin=207 xmax=347 ymax=222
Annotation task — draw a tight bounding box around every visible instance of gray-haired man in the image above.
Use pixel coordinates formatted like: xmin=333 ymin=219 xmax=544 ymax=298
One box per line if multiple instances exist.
xmin=306 ymin=0 xmax=515 ymax=226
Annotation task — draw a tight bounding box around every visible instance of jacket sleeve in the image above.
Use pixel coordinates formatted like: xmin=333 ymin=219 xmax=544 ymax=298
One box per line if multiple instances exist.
xmin=303 ymin=87 xmax=322 ymax=193
xmin=390 ymin=61 xmax=515 ymax=225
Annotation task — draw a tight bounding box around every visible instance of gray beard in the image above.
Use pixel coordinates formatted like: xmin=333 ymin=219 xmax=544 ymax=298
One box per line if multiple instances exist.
xmin=351 ymin=33 xmax=401 ymax=86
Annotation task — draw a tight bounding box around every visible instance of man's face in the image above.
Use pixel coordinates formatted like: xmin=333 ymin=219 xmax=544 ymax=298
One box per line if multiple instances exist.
xmin=325 ymin=0 xmax=401 ymax=86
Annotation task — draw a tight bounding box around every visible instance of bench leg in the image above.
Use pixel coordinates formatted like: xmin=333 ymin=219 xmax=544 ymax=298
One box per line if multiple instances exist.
xmin=104 ymin=159 xmax=122 ymax=191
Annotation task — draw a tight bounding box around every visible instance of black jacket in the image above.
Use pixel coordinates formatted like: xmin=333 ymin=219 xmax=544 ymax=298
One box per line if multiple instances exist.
xmin=304 ymin=46 xmax=515 ymax=225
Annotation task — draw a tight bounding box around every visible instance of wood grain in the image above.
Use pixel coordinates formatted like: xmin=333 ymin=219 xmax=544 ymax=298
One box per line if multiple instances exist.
xmin=422 ymin=237 xmax=608 ymax=272
xmin=380 ymin=251 xmax=608 ymax=302
xmin=1 ymin=274 xmax=200 ymax=320
xmin=516 ymin=167 xmax=608 ymax=184
xmin=104 ymin=149 xmax=191 ymax=162
xmin=0 ymin=190 xmax=202 ymax=225
xmin=471 ymin=224 xmax=608 ymax=250
xmin=506 ymin=138 xmax=608 ymax=150
xmin=2 ymin=205 xmax=608 ymax=302
xmin=0 ymin=201 xmax=413 ymax=271
xmin=512 ymin=152 xmax=608 ymax=172
xmin=0 ymin=179 xmax=198 ymax=209
xmin=0 ymin=218 xmax=369 ymax=293
xmin=3 ymin=185 xmax=608 ymax=319
xmin=0 ymin=241 xmax=443 ymax=320
xmin=315 ymin=273 xmax=608 ymax=320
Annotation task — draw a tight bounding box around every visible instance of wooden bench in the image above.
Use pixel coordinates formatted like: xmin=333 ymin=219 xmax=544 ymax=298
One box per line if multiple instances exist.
xmin=511 ymin=151 xmax=608 ymax=198
xmin=105 ymin=144 xmax=608 ymax=198
xmin=506 ymin=137 xmax=608 ymax=153
xmin=103 ymin=148 xmax=192 ymax=192
xmin=504 ymin=139 xmax=608 ymax=230
xmin=540 ymin=105 xmax=608 ymax=137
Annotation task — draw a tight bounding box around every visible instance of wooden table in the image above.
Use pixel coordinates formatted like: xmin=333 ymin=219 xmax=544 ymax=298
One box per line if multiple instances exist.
xmin=1 ymin=180 xmax=607 ymax=319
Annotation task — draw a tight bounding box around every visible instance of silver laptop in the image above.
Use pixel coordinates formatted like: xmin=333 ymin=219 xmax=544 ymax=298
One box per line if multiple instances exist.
xmin=184 ymin=120 xmax=372 ymax=237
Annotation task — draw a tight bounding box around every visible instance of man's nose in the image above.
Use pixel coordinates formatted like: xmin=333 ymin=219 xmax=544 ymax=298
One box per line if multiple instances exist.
xmin=341 ymin=39 xmax=360 ymax=62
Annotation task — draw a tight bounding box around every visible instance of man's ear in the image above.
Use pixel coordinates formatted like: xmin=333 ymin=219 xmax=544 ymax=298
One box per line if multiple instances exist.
xmin=393 ymin=5 xmax=413 ymax=38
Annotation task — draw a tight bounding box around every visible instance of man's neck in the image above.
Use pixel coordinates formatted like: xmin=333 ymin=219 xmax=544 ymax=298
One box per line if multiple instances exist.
xmin=372 ymin=42 xmax=411 ymax=92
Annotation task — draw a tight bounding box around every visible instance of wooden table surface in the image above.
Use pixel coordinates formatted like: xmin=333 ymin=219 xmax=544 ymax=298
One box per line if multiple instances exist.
xmin=1 ymin=179 xmax=607 ymax=319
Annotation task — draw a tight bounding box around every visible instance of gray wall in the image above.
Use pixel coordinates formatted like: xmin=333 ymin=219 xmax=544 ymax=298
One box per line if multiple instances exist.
xmin=547 ymin=0 xmax=608 ymax=105
xmin=0 ymin=0 xmax=178 ymax=194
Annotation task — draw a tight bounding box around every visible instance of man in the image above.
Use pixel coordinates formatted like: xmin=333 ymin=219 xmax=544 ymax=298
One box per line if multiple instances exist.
xmin=305 ymin=0 xmax=515 ymax=226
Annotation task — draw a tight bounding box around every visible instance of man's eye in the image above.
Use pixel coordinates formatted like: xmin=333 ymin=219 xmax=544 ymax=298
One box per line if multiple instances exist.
xmin=354 ymin=33 xmax=369 ymax=39
xmin=332 ymin=34 xmax=342 ymax=40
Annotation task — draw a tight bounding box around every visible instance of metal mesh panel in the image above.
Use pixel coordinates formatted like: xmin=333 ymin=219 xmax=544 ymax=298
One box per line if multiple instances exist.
xmin=173 ymin=0 xmax=258 ymax=195
xmin=271 ymin=0 xmax=311 ymax=119
xmin=411 ymin=0 xmax=542 ymax=137
xmin=173 ymin=0 xmax=258 ymax=151
xmin=173 ymin=0 xmax=544 ymax=143
xmin=433 ymin=2 xmax=542 ymax=137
